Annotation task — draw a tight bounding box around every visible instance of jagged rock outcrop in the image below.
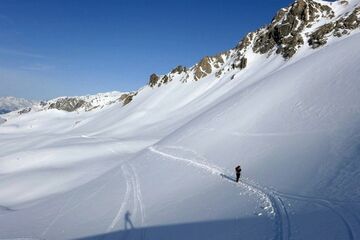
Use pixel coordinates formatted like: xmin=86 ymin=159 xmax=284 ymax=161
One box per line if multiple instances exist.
xmin=253 ymin=0 xmax=334 ymax=58
xmin=232 ymin=57 xmax=247 ymax=70
xmin=235 ymin=32 xmax=254 ymax=52
xmin=149 ymin=73 xmax=160 ymax=87
xmin=122 ymin=92 xmax=137 ymax=106
xmin=48 ymin=98 xmax=91 ymax=112
xmin=148 ymin=66 xmax=189 ymax=87
xmin=309 ymin=6 xmax=360 ymax=48
xmin=18 ymin=108 xmax=32 ymax=115
xmin=193 ymin=57 xmax=212 ymax=80
xmin=171 ymin=65 xmax=187 ymax=75
xmin=192 ymin=54 xmax=226 ymax=81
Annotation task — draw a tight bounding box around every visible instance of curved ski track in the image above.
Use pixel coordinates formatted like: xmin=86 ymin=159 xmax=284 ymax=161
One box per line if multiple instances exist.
xmin=149 ymin=145 xmax=359 ymax=240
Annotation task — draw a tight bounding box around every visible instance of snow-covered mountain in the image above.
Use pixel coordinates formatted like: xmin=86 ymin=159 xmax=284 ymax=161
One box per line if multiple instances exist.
xmin=39 ymin=91 xmax=132 ymax=112
xmin=0 ymin=96 xmax=37 ymax=114
xmin=1 ymin=0 xmax=360 ymax=239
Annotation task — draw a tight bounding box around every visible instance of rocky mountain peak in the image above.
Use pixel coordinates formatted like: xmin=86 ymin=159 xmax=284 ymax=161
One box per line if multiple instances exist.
xmin=253 ymin=0 xmax=334 ymax=58
xmin=143 ymin=0 xmax=359 ymax=99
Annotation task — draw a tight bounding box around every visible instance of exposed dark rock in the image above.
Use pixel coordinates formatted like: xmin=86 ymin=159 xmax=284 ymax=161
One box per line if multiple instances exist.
xmin=343 ymin=8 xmax=360 ymax=29
xmin=212 ymin=55 xmax=224 ymax=68
xmin=192 ymin=54 xmax=227 ymax=81
xmin=18 ymin=108 xmax=31 ymax=114
xmin=123 ymin=95 xmax=133 ymax=106
xmin=149 ymin=73 xmax=160 ymax=87
xmin=215 ymin=69 xmax=223 ymax=78
xmin=170 ymin=65 xmax=187 ymax=74
xmin=308 ymin=23 xmax=334 ymax=48
xmin=253 ymin=0 xmax=334 ymax=58
xmin=239 ymin=57 xmax=247 ymax=69
xmin=193 ymin=56 xmax=213 ymax=81
xmin=232 ymin=57 xmax=248 ymax=70
xmin=122 ymin=92 xmax=137 ymax=106
xmin=160 ymin=75 xmax=169 ymax=85
xmin=48 ymin=98 xmax=90 ymax=112
xmin=309 ymin=7 xmax=359 ymax=48
xmin=235 ymin=32 xmax=254 ymax=53
xmin=119 ymin=94 xmax=130 ymax=101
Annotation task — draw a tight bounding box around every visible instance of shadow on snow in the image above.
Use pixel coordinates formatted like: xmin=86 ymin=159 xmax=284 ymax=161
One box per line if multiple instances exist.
xmin=75 ymin=217 xmax=270 ymax=240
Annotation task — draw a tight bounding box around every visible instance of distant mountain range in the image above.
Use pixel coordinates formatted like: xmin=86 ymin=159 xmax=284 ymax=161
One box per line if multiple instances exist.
xmin=0 ymin=96 xmax=37 ymax=114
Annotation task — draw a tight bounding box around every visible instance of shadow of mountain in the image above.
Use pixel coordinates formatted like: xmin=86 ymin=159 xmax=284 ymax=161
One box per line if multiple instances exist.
xmin=75 ymin=217 xmax=271 ymax=240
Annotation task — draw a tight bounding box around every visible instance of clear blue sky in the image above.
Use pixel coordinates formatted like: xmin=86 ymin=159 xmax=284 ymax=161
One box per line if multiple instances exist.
xmin=0 ymin=0 xmax=293 ymax=100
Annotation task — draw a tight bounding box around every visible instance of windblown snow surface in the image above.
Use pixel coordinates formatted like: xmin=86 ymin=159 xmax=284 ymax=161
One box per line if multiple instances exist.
xmin=1 ymin=30 xmax=360 ymax=240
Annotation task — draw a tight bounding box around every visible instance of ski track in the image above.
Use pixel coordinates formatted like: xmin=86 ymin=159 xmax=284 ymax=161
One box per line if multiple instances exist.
xmin=128 ymin=163 xmax=145 ymax=225
xmin=41 ymin=194 xmax=74 ymax=237
xmin=277 ymin=197 xmax=291 ymax=240
xmin=148 ymin=145 xmax=285 ymax=240
xmin=106 ymin=165 xmax=132 ymax=232
xmin=40 ymin=157 xmax=122 ymax=238
xmin=239 ymin=178 xmax=288 ymax=240
xmin=149 ymin=145 xmax=360 ymax=240
xmin=274 ymin=190 xmax=356 ymax=240
xmin=110 ymin=144 xmax=145 ymax=228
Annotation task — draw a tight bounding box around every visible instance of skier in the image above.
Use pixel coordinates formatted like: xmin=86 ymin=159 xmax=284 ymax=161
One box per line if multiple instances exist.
xmin=235 ymin=165 xmax=241 ymax=182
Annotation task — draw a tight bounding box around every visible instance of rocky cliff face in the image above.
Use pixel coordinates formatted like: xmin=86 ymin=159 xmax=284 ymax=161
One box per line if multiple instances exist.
xmin=252 ymin=0 xmax=334 ymax=58
xmin=308 ymin=6 xmax=360 ymax=47
xmin=147 ymin=0 xmax=360 ymax=88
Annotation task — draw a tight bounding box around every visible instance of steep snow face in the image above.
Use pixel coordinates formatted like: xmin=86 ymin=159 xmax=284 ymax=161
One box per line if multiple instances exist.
xmin=0 ymin=32 xmax=359 ymax=239
xmin=0 ymin=96 xmax=37 ymax=114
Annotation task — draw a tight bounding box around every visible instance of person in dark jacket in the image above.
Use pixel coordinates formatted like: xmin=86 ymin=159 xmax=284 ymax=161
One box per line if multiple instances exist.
xmin=235 ymin=165 xmax=241 ymax=182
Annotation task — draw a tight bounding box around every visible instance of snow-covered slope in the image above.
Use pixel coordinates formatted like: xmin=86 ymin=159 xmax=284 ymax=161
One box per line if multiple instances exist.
xmin=0 ymin=96 xmax=37 ymax=114
xmin=1 ymin=0 xmax=360 ymax=239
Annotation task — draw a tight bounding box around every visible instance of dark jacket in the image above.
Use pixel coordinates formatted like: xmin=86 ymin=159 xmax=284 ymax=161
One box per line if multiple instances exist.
xmin=235 ymin=166 xmax=241 ymax=175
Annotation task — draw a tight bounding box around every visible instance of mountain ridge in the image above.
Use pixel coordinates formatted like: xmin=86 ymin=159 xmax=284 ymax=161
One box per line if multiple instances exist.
xmin=3 ymin=0 xmax=359 ymax=117
xmin=147 ymin=0 xmax=359 ymax=88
